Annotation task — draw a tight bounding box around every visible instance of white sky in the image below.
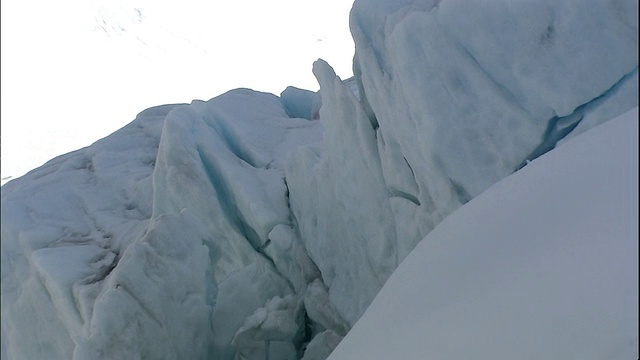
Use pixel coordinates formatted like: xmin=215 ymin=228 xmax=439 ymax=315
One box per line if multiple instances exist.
xmin=1 ymin=0 xmax=355 ymax=183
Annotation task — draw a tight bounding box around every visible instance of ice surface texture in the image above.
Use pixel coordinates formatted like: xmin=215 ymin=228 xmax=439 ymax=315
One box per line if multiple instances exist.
xmin=1 ymin=0 xmax=637 ymax=359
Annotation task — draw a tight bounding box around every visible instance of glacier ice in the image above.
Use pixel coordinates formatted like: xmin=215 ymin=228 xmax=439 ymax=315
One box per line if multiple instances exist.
xmin=280 ymin=86 xmax=321 ymax=121
xmin=1 ymin=0 xmax=637 ymax=359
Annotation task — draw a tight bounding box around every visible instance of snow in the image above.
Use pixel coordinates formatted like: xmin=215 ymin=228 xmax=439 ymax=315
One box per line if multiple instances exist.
xmin=328 ymin=107 xmax=639 ymax=360
xmin=1 ymin=0 xmax=638 ymax=359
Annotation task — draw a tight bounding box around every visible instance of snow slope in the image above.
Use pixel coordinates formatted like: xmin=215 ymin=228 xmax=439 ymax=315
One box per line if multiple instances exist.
xmin=328 ymin=107 xmax=639 ymax=360
xmin=1 ymin=0 xmax=638 ymax=359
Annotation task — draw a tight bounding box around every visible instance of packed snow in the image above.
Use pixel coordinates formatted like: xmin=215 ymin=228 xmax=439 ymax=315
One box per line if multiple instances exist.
xmin=1 ymin=0 xmax=637 ymax=359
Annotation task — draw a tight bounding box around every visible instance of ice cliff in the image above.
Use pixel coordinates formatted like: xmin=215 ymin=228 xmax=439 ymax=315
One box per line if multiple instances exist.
xmin=1 ymin=0 xmax=637 ymax=359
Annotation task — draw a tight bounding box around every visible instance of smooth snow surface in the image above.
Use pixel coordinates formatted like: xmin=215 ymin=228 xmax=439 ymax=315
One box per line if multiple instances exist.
xmin=1 ymin=0 xmax=638 ymax=359
xmin=328 ymin=108 xmax=639 ymax=360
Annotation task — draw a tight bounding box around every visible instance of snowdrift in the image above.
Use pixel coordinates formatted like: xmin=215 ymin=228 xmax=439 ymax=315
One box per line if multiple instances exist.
xmin=328 ymin=108 xmax=638 ymax=360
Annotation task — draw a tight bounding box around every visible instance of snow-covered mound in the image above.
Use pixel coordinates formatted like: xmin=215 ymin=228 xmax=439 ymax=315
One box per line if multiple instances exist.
xmin=328 ymin=107 xmax=639 ymax=360
xmin=1 ymin=0 xmax=637 ymax=359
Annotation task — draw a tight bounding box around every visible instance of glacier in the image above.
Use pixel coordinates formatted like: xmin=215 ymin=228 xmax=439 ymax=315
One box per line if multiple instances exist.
xmin=1 ymin=0 xmax=637 ymax=359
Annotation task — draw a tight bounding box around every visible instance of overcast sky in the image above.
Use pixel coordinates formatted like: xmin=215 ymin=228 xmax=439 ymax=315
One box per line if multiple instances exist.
xmin=1 ymin=0 xmax=355 ymax=183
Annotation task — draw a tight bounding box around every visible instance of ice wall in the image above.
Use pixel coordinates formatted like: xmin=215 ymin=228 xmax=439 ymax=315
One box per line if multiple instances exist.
xmin=1 ymin=0 xmax=637 ymax=359
xmin=1 ymin=90 xmax=333 ymax=360
xmin=351 ymin=0 xmax=638 ymax=203
xmin=292 ymin=0 xmax=638 ymax=327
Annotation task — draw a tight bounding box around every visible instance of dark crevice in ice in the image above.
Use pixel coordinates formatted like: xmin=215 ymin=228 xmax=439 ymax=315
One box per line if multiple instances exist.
xmin=389 ymin=188 xmax=421 ymax=206
xmin=517 ymin=66 xmax=638 ymax=170
xmin=517 ymin=112 xmax=583 ymax=170
xmin=282 ymin=176 xmax=298 ymax=228
xmin=450 ymin=178 xmax=472 ymax=205
xmin=88 ymin=252 xmax=120 ymax=284
xmin=353 ymin=58 xmax=380 ymax=132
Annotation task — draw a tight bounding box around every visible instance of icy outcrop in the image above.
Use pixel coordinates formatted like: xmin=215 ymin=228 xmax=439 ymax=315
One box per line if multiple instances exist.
xmin=280 ymin=86 xmax=321 ymax=121
xmin=1 ymin=0 xmax=637 ymax=359
xmin=1 ymin=92 xmax=325 ymax=360
xmin=350 ymin=0 xmax=638 ymax=203
xmin=294 ymin=0 xmax=638 ymax=327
